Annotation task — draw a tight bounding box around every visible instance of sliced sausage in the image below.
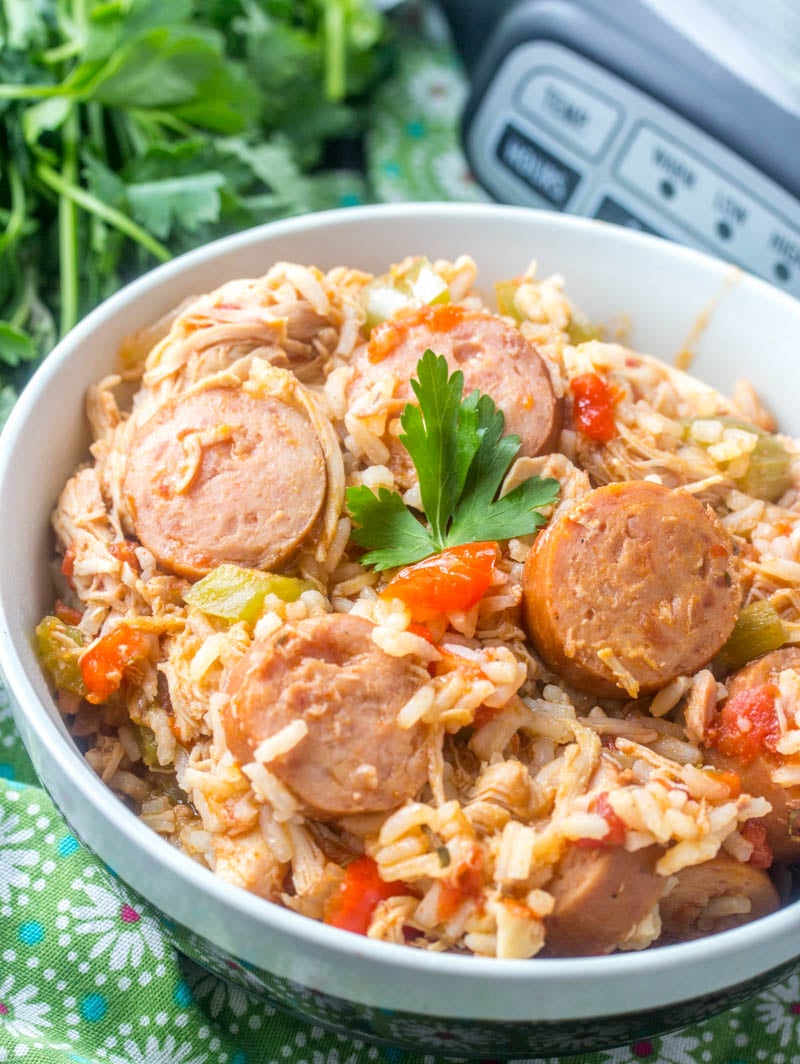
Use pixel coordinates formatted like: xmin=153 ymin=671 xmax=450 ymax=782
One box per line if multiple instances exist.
xmin=705 ymin=749 xmax=800 ymax=864
xmin=348 ymin=305 xmax=561 ymax=486
xmin=522 ymin=481 xmax=741 ymax=698
xmin=725 ymin=646 xmax=800 ymax=696
xmin=659 ymin=851 xmax=779 ymax=941
xmin=703 ymin=647 xmax=800 ymax=863
xmin=544 ymin=844 xmax=664 ymax=956
xmin=123 ymin=385 xmax=326 ymax=578
xmin=223 ymin=614 xmax=430 ymax=819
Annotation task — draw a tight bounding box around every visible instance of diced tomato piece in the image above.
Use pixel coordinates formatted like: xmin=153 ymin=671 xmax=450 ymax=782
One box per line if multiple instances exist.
xmin=407 ymin=622 xmax=436 ymax=645
xmin=381 ymin=542 xmax=499 ymax=622
xmin=323 ymin=855 xmax=414 ymax=935
xmin=109 ymin=540 xmax=141 ymax=572
xmin=54 ymin=599 xmax=83 ymax=627
xmin=575 ymin=792 xmax=627 ymax=848
xmin=437 ymin=844 xmax=485 ymax=923
xmin=708 ymin=685 xmax=781 ymax=765
xmin=80 ymin=624 xmax=152 ymax=705
xmin=570 ymin=372 xmax=619 ymax=443
xmin=368 ymin=303 xmax=469 ymax=363
xmin=61 ymin=545 xmax=76 ymax=589
xmin=741 ymin=818 xmax=773 ymax=869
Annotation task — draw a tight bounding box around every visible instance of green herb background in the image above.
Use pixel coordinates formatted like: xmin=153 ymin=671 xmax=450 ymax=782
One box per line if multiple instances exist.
xmin=0 ymin=0 xmax=395 ymax=425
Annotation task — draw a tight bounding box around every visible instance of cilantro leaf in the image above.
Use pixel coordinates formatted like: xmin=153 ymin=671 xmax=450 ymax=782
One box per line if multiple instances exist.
xmin=347 ymin=486 xmax=434 ymax=571
xmin=346 ymin=353 xmax=561 ymax=569
xmin=0 ymin=0 xmax=395 ymax=411
xmin=0 ymin=322 xmax=40 ymax=367
xmin=127 ymin=172 xmax=227 ymax=240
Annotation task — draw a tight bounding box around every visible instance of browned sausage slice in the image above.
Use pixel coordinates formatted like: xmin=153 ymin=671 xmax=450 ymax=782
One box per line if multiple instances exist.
xmin=704 ymin=750 xmax=800 ymax=865
xmin=223 ymin=614 xmax=430 ymax=819
xmin=348 ymin=305 xmax=561 ymax=485
xmin=659 ymin=851 xmax=779 ymax=941
xmin=522 ymin=481 xmax=741 ymax=698
xmin=123 ymin=385 xmax=326 ymax=578
xmin=704 ymin=647 xmax=800 ymax=863
xmin=726 ymin=646 xmax=800 ymax=696
xmin=544 ymin=844 xmax=664 ymax=956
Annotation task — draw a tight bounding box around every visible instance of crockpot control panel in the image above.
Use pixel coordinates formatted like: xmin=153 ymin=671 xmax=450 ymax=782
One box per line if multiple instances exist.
xmin=461 ymin=3 xmax=800 ymax=298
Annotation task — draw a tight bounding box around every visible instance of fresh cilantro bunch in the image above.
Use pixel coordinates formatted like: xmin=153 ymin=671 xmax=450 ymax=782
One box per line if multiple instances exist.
xmin=0 ymin=0 xmax=394 ymax=424
xmin=347 ymin=350 xmax=560 ymax=570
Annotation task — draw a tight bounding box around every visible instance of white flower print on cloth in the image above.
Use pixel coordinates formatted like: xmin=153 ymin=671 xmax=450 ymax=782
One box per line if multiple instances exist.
xmin=755 ymin=973 xmax=800 ymax=1048
xmin=0 ymin=802 xmax=39 ymax=901
xmin=293 ymin=1049 xmax=362 ymax=1064
xmin=69 ymin=872 xmax=164 ymax=970
xmin=430 ymin=147 xmax=488 ymax=201
xmin=107 ymin=1033 xmax=208 ymax=1064
xmin=403 ymin=55 xmax=466 ymax=121
xmin=183 ymin=962 xmax=251 ymax=1020
xmin=0 ymin=974 xmax=51 ymax=1041
xmin=172 ymin=928 xmax=277 ymax=1002
xmin=370 ymin=1011 xmax=482 ymax=1054
xmin=597 ymin=1031 xmax=703 ymax=1063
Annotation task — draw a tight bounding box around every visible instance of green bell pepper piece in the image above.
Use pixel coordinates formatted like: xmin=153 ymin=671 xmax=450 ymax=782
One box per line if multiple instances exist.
xmin=184 ymin=564 xmax=310 ymax=623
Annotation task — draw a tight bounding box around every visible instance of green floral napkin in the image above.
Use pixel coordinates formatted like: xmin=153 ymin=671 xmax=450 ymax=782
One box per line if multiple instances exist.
xmin=3 ymin=34 xmax=800 ymax=1064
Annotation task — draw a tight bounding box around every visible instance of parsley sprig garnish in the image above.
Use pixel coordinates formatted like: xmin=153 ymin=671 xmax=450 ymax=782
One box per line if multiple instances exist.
xmin=346 ymin=350 xmax=560 ymax=570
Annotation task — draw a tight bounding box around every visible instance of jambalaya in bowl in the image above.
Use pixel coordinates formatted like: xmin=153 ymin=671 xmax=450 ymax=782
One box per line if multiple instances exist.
xmin=36 ymin=246 xmax=800 ymax=960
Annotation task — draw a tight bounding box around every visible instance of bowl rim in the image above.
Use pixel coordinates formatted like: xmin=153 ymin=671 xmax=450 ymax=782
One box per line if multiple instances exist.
xmin=3 ymin=201 xmax=800 ymax=1022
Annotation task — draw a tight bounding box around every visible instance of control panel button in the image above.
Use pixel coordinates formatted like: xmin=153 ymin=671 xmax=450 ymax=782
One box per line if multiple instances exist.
xmin=516 ymin=69 xmax=622 ymax=160
xmin=615 ymin=122 xmax=800 ymax=292
xmin=593 ymin=195 xmax=663 ymax=236
xmin=768 ymin=231 xmax=799 ymax=286
xmin=496 ymin=123 xmax=581 ymax=208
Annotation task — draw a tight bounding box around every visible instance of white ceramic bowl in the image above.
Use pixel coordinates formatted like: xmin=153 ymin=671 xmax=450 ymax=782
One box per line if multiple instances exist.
xmin=2 ymin=204 xmax=800 ymax=1057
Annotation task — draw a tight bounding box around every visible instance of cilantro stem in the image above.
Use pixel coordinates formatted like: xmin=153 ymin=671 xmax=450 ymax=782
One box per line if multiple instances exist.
xmin=36 ymin=163 xmax=172 ymax=264
xmin=0 ymin=84 xmax=66 ymax=100
xmin=58 ymin=107 xmax=79 ymax=334
xmin=9 ymin=271 xmax=34 ymax=331
xmin=40 ymin=40 xmax=83 ymax=66
xmin=86 ymin=104 xmax=107 ymax=307
xmin=324 ymin=0 xmax=347 ymax=101
xmin=9 ymin=295 xmax=30 ymax=332
xmin=128 ymin=108 xmax=195 ymax=139
xmin=0 ymin=162 xmax=26 ymax=258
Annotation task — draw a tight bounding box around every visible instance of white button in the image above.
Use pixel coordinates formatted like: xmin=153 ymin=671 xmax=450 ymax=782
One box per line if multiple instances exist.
xmin=515 ymin=69 xmax=622 ymax=160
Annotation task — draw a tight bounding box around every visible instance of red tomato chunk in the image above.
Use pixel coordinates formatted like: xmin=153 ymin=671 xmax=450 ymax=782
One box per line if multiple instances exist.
xmin=381 ymin=542 xmax=499 ymax=621
xmin=80 ymin=624 xmax=152 ymax=705
xmin=323 ymin=855 xmax=413 ymax=935
xmin=571 ymin=372 xmax=618 ymax=443
xmin=575 ymin=792 xmax=627 ymax=848
xmin=709 ymin=685 xmax=781 ymax=765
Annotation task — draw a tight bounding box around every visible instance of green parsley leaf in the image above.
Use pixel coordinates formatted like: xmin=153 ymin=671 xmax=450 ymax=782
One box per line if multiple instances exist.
xmin=348 ymin=486 xmax=435 ymax=570
xmin=0 ymin=321 xmax=40 ymax=367
xmin=127 ymin=172 xmax=227 ymax=240
xmin=0 ymin=0 xmax=394 ymax=409
xmin=402 ymin=349 xmax=471 ymax=548
xmin=346 ymin=351 xmax=560 ymax=570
